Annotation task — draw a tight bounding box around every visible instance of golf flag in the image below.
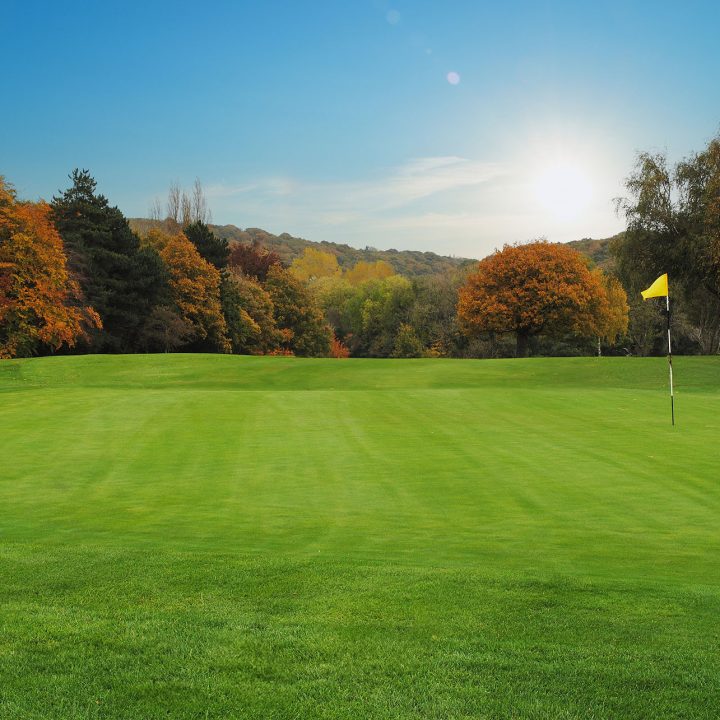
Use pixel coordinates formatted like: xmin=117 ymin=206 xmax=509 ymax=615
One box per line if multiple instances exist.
xmin=641 ymin=273 xmax=674 ymax=425
xmin=641 ymin=273 xmax=669 ymax=300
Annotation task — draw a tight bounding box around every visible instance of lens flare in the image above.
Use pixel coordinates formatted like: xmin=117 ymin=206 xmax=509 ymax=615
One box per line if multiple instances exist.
xmin=447 ymin=71 xmax=460 ymax=85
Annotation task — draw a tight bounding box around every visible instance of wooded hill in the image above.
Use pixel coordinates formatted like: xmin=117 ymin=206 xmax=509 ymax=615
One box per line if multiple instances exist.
xmin=566 ymin=235 xmax=620 ymax=271
xmin=130 ymin=218 xmax=477 ymax=277
xmin=130 ymin=218 xmax=618 ymax=275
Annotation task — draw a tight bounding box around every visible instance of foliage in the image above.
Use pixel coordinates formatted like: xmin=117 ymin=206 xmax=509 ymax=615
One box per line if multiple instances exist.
xmin=184 ymin=221 xmax=229 ymax=269
xmin=51 ymin=170 xmax=167 ymax=352
xmin=228 ymin=241 xmax=282 ymax=281
xmin=312 ymin=276 xmax=357 ymax=337
xmin=143 ymin=229 xmax=230 ymax=353
xmin=0 ymin=178 xmax=100 ymax=358
xmin=457 ymin=241 xmax=612 ymax=357
xmin=329 ymin=334 xmax=350 ymax=358
xmin=408 ymin=273 xmax=468 ymax=357
xmin=594 ymin=270 xmax=629 ymax=343
xmin=264 ymin=265 xmax=332 ymax=357
xmin=344 ymin=259 xmax=395 ymax=285
xmin=614 ymin=135 xmax=720 ymax=353
xmin=357 ymin=275 xmax=415 ymax=356
xmin=391 ymin=323 xmax=424 ymax=358
xmin=137 ymin=305 xmax=195 ymax=353
xmin=314 ymin=273 xmax=464 ymax=358
xmin=154 ymin=221 xmax=478 ymax=277
xmin=566 ymin=235 xmax=620 ymax=271
xmin=220 ymin=269 xmax=281 ymax=354
xmin=290 ymin=247 xmax=341 ymax=282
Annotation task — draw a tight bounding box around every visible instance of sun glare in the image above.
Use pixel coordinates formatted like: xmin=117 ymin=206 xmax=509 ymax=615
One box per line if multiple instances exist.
xmin=532 ymin=160 xmax=593 ymax=222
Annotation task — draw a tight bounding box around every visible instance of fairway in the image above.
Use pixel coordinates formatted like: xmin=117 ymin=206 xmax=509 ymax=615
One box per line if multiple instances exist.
xmin=1 ymin=354 xmax=719 ymax=718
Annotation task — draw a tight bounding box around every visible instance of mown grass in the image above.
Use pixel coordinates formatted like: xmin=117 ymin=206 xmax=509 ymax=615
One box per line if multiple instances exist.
xmin=1 ymin=354 xmax=719 ymax=718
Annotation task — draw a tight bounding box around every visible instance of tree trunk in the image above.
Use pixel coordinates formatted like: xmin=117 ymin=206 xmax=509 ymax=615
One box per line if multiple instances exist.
xmin=516 ymin=330 xmax=530 ymax=358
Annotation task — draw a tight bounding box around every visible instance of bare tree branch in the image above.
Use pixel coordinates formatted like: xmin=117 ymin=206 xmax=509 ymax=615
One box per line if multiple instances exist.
xmin=167 ymin=182 xmax=181 ymax=223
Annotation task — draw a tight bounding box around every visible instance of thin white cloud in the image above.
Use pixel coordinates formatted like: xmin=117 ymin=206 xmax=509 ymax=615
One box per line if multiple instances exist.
xmin=206 ymin=177 xmax=298 ymax=198
xmin=198 ymin=156 xmax=623 ymax=259
xmin=206 ymin=156 xmax=503 ymax=219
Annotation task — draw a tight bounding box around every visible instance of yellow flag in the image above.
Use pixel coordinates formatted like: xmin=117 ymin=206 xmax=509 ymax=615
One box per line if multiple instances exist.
xmin=641 ymin=273 xmax=668 ymax=300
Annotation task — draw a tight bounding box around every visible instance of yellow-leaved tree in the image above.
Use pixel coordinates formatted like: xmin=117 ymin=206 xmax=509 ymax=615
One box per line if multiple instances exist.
xmin=594 ymin=270 xmax=629 ymax=344
xmin=290 ymin=247 xmax=341 ymax=282
xmin=344 ymin=260 xmax=395 ymax=285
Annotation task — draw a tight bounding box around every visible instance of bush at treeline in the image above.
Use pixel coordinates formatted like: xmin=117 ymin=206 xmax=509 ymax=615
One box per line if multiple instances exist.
xmin=2 ymin=134 xmax=719 ymax=360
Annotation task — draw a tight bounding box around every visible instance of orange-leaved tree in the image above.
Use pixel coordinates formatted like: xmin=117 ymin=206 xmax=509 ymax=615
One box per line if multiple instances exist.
xmin=0 ymin=178 xmax=100 ymax=358
xmin=143 ymin=229 xmax=230 ymax=353
xmin=457 ymin=240 xmax=611 ymax=357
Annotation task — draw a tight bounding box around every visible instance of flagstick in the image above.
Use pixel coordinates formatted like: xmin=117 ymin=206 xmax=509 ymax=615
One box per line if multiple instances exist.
xmin=666 ymin=294 xmax=674 ymax=426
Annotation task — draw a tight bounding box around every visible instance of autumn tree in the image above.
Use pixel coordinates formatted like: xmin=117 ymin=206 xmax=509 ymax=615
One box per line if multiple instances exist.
xmin=290 ymin=247 xmax=341 ymax=282
xmin=264 ymin=265 xmax=332 ymax=356
xmin=594 ymin=271 xmax=629 ymax=345
xmin=220 ymin=268 xmax=281 ymax=354
xmin=0 ymin=178 xmax=100 ymax=358
xmin=457 ymin=241 xmax=611 ymax=357
xmin=51 ymin=170 xmax=168 ymax=352
xmin=228 ymin=241 xmax=282 ymax=281
xmin=142 ymin=229 xmax=230 ymax=353
xmin=344 ymin=259 xmax=395 ymax=285
xmin=329 ymin=334 xmax=350 ymax=358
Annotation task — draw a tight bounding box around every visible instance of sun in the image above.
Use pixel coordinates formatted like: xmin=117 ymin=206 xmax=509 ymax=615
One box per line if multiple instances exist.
xmin=532 ymin=160 xmax=593 ymax=222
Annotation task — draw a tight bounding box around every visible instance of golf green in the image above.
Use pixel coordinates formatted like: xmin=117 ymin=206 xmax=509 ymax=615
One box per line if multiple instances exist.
xmin=1 ymin=354 xmax=719 ymax=718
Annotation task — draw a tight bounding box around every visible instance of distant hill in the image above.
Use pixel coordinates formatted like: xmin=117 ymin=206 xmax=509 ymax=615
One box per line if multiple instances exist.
xmin=129 ymin=218 xmax=475 ymax=278
xmin=567 ymin=234 xmax=621 ymax=271
xmin=129 ymin=218 xmax=620 ymax=276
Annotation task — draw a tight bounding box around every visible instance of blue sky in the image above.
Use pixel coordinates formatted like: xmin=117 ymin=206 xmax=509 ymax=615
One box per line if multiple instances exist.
xmin=3 ymin=0 xmax=719 ymax=258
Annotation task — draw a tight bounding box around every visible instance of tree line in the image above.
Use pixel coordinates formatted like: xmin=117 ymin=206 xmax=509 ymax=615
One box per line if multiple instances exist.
xmin=0 ymin=171 xmax=333 ymax=359
xmin=1 ymin=133 xmax=718 ymax=360
xmin=612 ymin=133 xmax=720 ymax=355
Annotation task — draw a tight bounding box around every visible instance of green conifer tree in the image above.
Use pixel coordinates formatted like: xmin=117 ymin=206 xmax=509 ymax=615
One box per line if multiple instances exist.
xmin=52 ymin=170 xmax=168 ymax=351
xmin=184 ymin=221 xmax=229 ymax=270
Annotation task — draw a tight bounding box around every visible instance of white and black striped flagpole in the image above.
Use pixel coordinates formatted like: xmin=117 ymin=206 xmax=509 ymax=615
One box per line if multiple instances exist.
xmin=666 ymin=293 xmax=674 ymax=426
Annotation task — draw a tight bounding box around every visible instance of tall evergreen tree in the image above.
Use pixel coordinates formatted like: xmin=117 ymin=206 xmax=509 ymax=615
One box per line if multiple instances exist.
xmin=184 ymin=221 xmax=229 ymax=269
xmin=51 ymin=170 xmax=168 ymax=352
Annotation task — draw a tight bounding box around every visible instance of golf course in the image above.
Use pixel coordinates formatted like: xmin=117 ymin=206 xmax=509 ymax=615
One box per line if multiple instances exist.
xmin=1 ymin=353 xmax=719 ymax=719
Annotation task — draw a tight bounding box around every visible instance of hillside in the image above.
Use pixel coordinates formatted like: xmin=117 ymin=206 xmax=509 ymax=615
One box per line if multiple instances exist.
xmin=567 ymin=233 xmax=620 ymax=270
xmin=130 ymin=217 xmax=619 ymax=276
xmin=129 ymin=218 xmax=476 ymax=277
